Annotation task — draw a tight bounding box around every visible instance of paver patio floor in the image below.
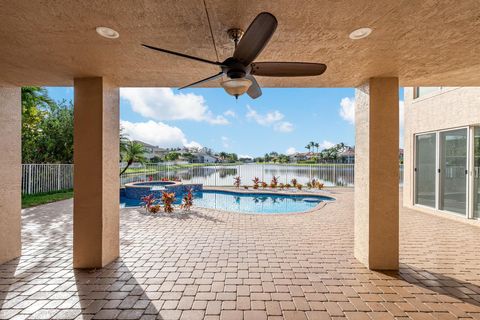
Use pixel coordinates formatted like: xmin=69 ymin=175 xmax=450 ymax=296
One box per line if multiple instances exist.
xmin=1 ymin=189 xmax=480 ymax=319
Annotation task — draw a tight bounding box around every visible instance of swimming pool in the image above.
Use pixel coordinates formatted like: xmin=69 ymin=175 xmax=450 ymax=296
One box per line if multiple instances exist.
xmin=121 ymin=189 xmax=333 ymax=214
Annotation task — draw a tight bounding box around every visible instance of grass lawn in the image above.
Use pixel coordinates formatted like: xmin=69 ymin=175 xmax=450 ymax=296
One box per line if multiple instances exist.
xmin=22 ymin=189 xmax=73 ymax=208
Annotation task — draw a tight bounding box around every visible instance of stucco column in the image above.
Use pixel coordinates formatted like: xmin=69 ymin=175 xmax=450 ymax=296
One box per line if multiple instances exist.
xmin=0 ymin=87 xmax=21 ymax=265
xmin=354 ymin=77 xmax=399 ymax=270
xmin=73 ymin=78 xmax=119 ymax=268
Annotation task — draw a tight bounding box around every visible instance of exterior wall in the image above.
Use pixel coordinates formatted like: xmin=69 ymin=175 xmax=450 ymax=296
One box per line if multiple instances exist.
xmin=354 ymin=78 xmax=399 ymax=270
xmin=403 ymin=87 xmax=480 ymax=209
xmin=0 ymin=87 xmax=21 ymax=264
xmin=73 ymin=77 xmax=120 ymax=268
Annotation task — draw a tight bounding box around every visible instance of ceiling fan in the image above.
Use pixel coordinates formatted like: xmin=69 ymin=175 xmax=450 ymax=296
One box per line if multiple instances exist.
xmin=142 ymin=12 xmax=327 ymax=99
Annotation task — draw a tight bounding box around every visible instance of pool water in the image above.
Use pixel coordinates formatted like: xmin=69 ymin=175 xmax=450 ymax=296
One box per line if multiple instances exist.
xmin=121 ymin=190 xmax=333 ymax=214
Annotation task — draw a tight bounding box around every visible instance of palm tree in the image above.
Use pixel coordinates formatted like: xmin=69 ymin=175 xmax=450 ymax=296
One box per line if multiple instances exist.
xmin=119 ymin=128 xmax=130 ymax=158
xmin=120 ymin=140 xmax=147 ymax=176
xmin=305 ymin=144 xmax=311 ymax=153
xmin=218 ymin=152 xmax=228 ymax=161
xmin=22 ymin=86 xmax=55 ymax=110
xmin=314 ymin=142 xmax=319 ymax=154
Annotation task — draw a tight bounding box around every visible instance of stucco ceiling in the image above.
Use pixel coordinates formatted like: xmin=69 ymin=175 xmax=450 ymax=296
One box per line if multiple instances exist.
xmin=1 ymin=0 xmax=480 ymax=87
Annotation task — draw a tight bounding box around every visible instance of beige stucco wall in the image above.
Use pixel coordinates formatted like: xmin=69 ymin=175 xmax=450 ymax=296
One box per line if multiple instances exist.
xmin=0 ymin=87 xmax=21 ymax=264
xmin=403 ymin=87 xmax=480 ymax=209
xmin=73 ymin=78 xmax=119 ymax=268
xmin=355 ymin=78 xmax=399 ymax=270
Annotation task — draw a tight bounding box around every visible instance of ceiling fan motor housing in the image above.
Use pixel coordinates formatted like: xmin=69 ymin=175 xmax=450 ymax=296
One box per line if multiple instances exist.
xmin=221 ymin=57 xmax=250 ymax=79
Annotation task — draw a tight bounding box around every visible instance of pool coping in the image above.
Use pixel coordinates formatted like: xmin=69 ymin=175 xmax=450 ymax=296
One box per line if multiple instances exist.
xmin=121 ymin=186 xmax=336 ymax=216
xmin=202 ymin=186 xmax=335 ymax=215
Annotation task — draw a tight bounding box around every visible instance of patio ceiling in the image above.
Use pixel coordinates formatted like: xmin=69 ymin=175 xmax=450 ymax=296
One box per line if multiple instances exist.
xmin=1 ymin=0 xmax=480 ymax=87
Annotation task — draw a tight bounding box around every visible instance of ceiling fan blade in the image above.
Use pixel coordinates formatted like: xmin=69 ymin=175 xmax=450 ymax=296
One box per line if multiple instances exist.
xmin=142 ymin=44 xmax=223 ymax=66
xmin=178 ymin=72 xmax=224 ymax=90
xmin=251 ymin=62 xmax=327 ymax=77
xmin=246 ymin=75 xmax=262 ymax=99
xmin=233 ymin=12 xmax=277 ymax=65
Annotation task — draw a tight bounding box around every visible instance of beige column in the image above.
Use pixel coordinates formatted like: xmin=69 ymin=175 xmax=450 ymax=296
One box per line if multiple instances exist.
xmin=0 ymin=88 xmax=21 ymax=265
xmin=354 ymin=77 xmax=399 ymax=270
xmin=73 ymin=77 xmax=119 ymax=269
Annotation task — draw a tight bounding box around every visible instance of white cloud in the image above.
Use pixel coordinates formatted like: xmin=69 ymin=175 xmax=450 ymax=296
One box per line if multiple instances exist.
xmin=320 ymin=140 xmax=335 ymax=149
xmin=286 ymin=147 xmax=297 ymax=155
xmin=224 ymin=110 xmax=236 ymax=118
xmin=239 ymin=154 xmax=253 ymax=159
xmin=221 ymin=136 xmax=230 ymax=148
xmin=120 ymin=120 xmax=201 ymax=148
xmin=339 ymin=97 xmax=355 ymax=124
xmin=339 ymin=97 xmax=405 ymax=136
xmin=246 ymin=105 xmax=284 ymax=126
xmin=338 ymin=96 xmax=405 ymax=146
xmin=120 ymin=88 xmax=229 ymax=125
xmin=245 ymin=105 xmax=294 ymax=133
xmin=274 ymin=121 xmax=294 ymax=132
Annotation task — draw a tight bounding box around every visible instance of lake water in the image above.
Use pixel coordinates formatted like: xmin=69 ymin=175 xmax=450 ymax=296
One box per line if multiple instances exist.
xmin=121 ymin=164 xmax=364 ymax=187
xmin=121 ymin=163 xmax=403 ymax=188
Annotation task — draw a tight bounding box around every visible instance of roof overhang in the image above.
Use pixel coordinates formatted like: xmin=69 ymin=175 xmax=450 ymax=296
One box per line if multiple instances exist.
xmin=1 ymin=0 xmax=480 ymax=87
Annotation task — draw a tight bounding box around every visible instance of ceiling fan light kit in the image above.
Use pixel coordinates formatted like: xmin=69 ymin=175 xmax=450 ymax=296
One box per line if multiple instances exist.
xmin=142 ymin=12 xmax=327 ymax=99
xmin=221 ymin=78 xmax=252 ymax=98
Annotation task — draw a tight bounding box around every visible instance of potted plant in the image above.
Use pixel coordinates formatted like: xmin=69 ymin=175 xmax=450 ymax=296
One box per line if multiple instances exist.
xmin=161 ymin=191 xmax=176 ymax=213
xmin=261 ymin=181 xmax=268 ymax=189
xmin=140 ymin=194 xmax=157 ymax=212
xmin=149 ymin=205 xmax=161 ymax=213
xmin=234 ymin=176 xmax=241 ymax=188
xmin=180 ymin=189 xmax=193 ymax=211
xmin=270 ymin=176 xmax=279 ymax=188
xmin=252 ymin=177 xmax=260 ymax=189
xmin=291 ymin=178 xmax=297 ymax=187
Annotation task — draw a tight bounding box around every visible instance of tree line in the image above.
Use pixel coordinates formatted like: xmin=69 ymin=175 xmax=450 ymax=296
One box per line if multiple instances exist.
xmin=22 ymin=87 xmax=73 ymax=163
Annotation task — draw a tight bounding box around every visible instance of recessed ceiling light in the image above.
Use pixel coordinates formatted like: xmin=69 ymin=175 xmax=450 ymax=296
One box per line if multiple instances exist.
xmin=349 ymin=27 xmax=372 ymax=40
xmin=96 ymin=27 xmax=119 ymax=39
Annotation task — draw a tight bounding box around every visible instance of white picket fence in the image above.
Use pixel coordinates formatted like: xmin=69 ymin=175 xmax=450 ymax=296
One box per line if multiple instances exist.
xmin=22 ymin=163 xmax=405 ymax=195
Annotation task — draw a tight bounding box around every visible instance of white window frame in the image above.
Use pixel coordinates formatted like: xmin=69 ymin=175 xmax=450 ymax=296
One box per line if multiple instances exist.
xmin=413 ymin=126 xmax=472 ymax=218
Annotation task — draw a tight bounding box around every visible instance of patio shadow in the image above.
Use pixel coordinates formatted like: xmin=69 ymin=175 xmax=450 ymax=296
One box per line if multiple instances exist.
xmin=139 ymin=209 xmax=224 ymax=223
xmin=383 ymin=265 xmax=480 ymax=308
xmin=75 ymin=258 xmax=161 ymax=319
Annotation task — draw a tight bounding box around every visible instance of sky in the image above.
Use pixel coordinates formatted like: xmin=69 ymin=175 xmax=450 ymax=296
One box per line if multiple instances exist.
xmin=46 ymin=87 xmax=404 ymax=158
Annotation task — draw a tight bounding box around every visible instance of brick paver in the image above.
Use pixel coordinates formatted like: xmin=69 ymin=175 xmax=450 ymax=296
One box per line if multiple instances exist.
xmin=0 ymin=189 xmax=479 ymax=319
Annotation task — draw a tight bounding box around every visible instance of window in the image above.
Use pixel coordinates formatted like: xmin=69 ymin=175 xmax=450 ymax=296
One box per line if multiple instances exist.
xmin=414 ymin=127 xmax=480 ymax=218
xmin=415 ymin=133 xmax=436 ymax=208
xmin=474 ymin=127 xmax=480 ymax=218
xmin=413 ymin=87 xmax=441 ymax=99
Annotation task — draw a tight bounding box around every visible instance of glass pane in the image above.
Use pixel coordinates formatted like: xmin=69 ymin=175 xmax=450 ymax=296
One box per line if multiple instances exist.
xmin=415 ymin=87 xmax=441 ymax=98
xmin=474 ymin=127 xmax=480 ymax=219
xmin=440 ymin=129 xmax=468 ymax=215
xmin=415 ymin=134 xmax=436 ymax=207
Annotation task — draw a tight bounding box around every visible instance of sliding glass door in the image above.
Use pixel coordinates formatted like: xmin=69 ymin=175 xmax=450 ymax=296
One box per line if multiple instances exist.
xmin=474 ymin=127 xmax=480 ymax=219
xmin=414 ymin=127 xmax=480 ymax=218
xmin=415 ymin=133 xmax=437 ymax=208
xmin=439 ymin=129 xmax=468 ymax=215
